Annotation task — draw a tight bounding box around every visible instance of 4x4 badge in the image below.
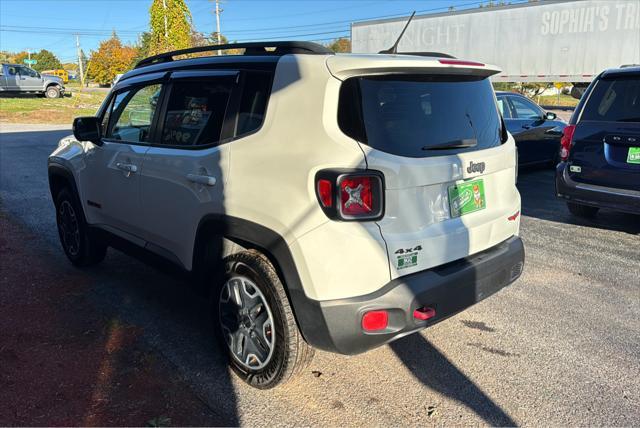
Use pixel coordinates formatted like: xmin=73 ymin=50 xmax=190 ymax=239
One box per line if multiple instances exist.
xmin=467 ymin=161 xmax=486 ymax=174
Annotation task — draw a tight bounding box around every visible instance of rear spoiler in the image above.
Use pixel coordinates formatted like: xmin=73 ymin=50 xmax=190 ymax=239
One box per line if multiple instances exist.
xmin=326 ymin=55 xmax=501 ymax=81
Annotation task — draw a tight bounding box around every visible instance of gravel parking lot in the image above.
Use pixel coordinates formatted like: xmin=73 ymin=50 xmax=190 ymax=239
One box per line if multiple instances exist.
xmin=1 ymin=124 xmax=638 ymax=426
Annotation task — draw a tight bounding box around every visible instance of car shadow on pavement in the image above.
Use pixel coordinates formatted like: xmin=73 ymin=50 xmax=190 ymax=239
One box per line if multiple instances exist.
xmin=389 ymin=333 xmax=517 ymax=426
xmin=517 ymin=169 xmax=640 ymax=235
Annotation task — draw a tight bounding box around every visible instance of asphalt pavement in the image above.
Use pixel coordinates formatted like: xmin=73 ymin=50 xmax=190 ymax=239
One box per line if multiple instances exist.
xmin=1 ymin=124 xmax=638 ymax=426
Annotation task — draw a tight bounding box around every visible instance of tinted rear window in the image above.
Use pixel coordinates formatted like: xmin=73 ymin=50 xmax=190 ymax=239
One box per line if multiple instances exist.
xmin=338 ymin=75 xmax=502 ymax=158
xmin=581 ymin=77 xmax=640 ymax=122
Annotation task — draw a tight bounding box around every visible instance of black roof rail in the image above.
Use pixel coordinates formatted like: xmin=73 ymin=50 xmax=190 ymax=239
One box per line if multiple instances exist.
xmin=135 ymin=41 xmax=333 ymax=69
xmin=397 ymin=52 xmax=456 ymax=58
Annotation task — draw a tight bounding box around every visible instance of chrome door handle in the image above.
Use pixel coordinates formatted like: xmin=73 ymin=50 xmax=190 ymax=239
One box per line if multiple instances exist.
xmin=116 ymin=162 xmax=138 ymax=173
xmin=187 ymin=174 xmax=216 ymax=186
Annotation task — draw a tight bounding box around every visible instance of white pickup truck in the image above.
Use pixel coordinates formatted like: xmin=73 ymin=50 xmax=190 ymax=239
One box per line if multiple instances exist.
xmin=0 ymin=63 xmax=65 ymax=98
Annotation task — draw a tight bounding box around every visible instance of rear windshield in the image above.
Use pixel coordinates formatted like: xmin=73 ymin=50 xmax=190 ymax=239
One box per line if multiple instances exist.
xmin=338 ymin=75 xmax=503 ymax=158
xmin=581 ymin=77 xmax=640 ymax=122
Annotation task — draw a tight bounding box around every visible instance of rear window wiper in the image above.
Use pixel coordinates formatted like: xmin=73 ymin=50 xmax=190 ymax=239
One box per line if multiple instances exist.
xmin=422 ymin=138 xmax=478 ymax=150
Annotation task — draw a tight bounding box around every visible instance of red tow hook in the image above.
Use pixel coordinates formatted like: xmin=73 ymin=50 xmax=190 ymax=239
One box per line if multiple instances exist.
xmin=413 ymin=306 xmax=436 ymax=321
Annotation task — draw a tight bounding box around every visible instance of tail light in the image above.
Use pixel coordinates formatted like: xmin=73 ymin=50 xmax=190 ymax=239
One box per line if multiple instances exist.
xmin=559 ymin=125 xmax=576 ymax=161
xmin=315 ymin=170 xmax=384 ymax=221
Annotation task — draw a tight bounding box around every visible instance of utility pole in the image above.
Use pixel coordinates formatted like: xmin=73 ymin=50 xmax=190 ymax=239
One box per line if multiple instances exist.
xmin=212 ymin=0 xmax=222 ymax=54
xmin=162 ymin=0 xmax=168 ymax=40
xmin=27 ymin=49 xmax=31 ymax=61
xmin=76 ymin=34 xmax=85 ymax=87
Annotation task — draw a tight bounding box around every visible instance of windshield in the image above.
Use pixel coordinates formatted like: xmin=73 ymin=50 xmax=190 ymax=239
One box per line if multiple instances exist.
xmin=581 ymin=77 xmax=640 ymax=122
xmin=338 ymin=75 xmax=503 ymax=158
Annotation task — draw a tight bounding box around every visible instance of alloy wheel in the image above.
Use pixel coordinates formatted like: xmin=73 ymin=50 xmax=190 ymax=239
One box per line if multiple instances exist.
xmin=219 ymin=275 xmax=275 ymax=370
xmin=58 ymin=200 xmax=80 ymax=257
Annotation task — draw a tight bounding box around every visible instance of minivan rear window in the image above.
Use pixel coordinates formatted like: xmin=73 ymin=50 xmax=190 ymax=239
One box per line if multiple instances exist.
xmin=581 ymin=77 xmax=640 ymax=123
xmin=338 ymin=75 xmax=503 ymax=158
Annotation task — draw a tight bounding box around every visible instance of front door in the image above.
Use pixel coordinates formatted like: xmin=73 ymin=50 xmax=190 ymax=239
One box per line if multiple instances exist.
xmin=17 ymin=66 xmax=43 ymax=91
xmin=80 ymin=79 xmax=164 ymax=243
xmin=505 ymin=95 xmax=559 ymax=164
xmin=139 ymin=70 xmax=238 ymax=269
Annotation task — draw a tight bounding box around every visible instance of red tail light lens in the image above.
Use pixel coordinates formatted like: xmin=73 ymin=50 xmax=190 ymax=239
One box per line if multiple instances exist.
xmin=559 ymin=125 xmax=576 ymax=161
xmin=340 ymin=176 xmax=373 ymax=216
xmin=315 ymin=171 xmax=384 ymax=221
xmin=317 ymin=179 xmax=333 ymax=208
xmin=362 ymin=310 xmax=388 ymax=331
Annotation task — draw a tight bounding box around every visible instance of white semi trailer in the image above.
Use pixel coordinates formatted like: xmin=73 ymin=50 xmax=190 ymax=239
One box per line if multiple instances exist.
xmin=351 ymin=0 xmax=640 ymax=85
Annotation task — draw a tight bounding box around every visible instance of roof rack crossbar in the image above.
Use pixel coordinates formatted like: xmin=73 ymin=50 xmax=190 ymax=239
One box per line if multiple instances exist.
xmin=135 ymin=41 xmax=333 ymax=69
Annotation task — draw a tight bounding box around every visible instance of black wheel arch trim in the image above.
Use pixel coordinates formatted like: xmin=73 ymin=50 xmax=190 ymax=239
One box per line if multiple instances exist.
xmin=193 ymin=214 xmax=335 ymax=350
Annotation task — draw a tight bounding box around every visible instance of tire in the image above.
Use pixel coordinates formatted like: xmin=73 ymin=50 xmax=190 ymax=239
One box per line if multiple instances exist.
xmin=213 ymin=250 xmax=314 ymax=389
xmin=567 ymin=202 xmax=599 ymax=218
xmin=45 ymin=85 xmax=61 ymax=99
xmin=55 ymin=188 xmax=107 ymax=267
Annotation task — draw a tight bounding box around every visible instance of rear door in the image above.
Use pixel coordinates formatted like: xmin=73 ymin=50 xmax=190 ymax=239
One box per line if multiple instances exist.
xmin=568 ymin=73 xmax=640 ymax=191
xmin=138 ymin=70 xmax=239 ymax=269
xmin=339 ymin=74 xmax=520 ymax=279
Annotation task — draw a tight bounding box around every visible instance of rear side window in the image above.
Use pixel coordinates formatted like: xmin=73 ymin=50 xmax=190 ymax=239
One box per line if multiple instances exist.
xmin=338 ymin=75 xmax=502 ymax=158
xmin=236 ymin=71 xmax=272 ymax=136
xmin=161 ymin=77 xmax=235 ymax=146
xmin=581 ymin=77 xmax=640 ymax=122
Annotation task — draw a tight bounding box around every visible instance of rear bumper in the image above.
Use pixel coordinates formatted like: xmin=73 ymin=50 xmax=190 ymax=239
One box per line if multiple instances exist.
xmin=555 ymin=162 xmax=640 ymax=214
xmin=297 ymin=236 xmax=525 ymax=355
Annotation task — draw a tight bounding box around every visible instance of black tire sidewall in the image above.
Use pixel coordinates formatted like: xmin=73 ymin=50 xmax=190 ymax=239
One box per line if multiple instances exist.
xmin=214 ymin=253 xmax=291 ymax=389
xmin=55 ymin=188 xmax=104 ymax=266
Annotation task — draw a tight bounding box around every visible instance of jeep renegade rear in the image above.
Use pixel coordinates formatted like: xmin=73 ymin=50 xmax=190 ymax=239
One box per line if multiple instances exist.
xmin=48 ymin=42 xmax=524 ymax=389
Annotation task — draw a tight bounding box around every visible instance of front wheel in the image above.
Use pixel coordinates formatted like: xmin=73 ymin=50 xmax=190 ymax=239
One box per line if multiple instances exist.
xmin=45 ymin=85 xmax=61 ymax=98
xmin=214 ymin=250 xmax=314 ymax=389
xmin=55 ymin=188 xmax=106 ymax=266
xmin=567 ymin=202 xmax=599 ymax=218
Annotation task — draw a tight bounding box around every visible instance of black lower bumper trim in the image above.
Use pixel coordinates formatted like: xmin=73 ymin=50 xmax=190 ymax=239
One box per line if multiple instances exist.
xmin=556 ymin=162 xmax=640 ymax=214
xmin=297 ymin=236 xmax=525 ymax=355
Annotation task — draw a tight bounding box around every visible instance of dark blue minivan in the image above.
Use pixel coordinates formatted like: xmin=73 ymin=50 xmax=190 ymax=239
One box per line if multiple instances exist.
xmin=556 ymin=66 xmax=640 ymax=217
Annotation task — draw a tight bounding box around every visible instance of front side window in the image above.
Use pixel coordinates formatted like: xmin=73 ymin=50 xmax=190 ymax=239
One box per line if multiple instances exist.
xmin=161 ymin=78 xmax=235 ymax=147
xmin=581 ymin=77 xmax=640 ymax=122
xmin=339 ymin=75 xmax=502 ymax=158
xmin=18 ymin=67 xmax=38 ymax=78
xmin=106 ymin=83 xmax=162 ymax=143
xmin=510 ymin=97 xmax=543 ymax=120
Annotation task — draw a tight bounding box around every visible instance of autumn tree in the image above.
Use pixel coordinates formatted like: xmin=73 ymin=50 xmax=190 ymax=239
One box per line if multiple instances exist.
xmin=327 ymin=38 xmax=351 ymax=53
xmin=149 ymin=0 xmax=193 ymax=55
xmin=87 ymin=32 xmax=137 ymax=85
xmin=13 ymin=51 xmax=29 ymax=65
xmin=31 ymin=49 xmax=62 ymax=72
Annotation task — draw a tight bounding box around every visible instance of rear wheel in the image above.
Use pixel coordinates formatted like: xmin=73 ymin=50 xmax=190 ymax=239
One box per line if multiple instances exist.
xmin=567 ymin=202 xmax=599 ymax=218
xmin=45 ymin=85 xmax=61 ymax=99
xmin=55 ymin=188 xmax=106 ymax=266
xmin=213 ymin=250 xmax=313 ymax=389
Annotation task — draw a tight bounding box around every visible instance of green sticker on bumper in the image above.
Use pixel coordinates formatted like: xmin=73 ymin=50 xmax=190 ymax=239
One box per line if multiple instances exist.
xmin=627 ymin=147 xmax=640 ymax=164
xmin=448 ymin=179 xmax=486 ymax=217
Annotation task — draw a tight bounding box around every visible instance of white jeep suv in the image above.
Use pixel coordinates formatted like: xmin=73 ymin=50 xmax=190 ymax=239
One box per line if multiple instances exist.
xmin=48 ymin=42 xmax=525 ymax=389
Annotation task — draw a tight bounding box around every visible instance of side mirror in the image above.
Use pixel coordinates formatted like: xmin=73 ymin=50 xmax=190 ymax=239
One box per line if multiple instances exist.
xmin=73 ymin=116 xmax=102 ymax=145
xmin=545 ymin=112 xmax=557 ymax=121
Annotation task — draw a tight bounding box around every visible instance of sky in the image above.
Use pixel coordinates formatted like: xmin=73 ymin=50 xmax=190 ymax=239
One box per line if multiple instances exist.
xmin=0 ymin=0 xmax=521 ymax=64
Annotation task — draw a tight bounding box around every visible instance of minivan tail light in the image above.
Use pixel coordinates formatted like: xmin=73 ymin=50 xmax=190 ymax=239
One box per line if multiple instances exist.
xmin=560 ymin=125 xmax=576 ymax=161
xmin=315 ymin=170 xmax=384 ymax=221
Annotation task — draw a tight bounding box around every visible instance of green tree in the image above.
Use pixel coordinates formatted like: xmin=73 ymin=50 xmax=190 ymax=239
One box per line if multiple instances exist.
xmin=87 ymin=32 xmax=137 ymax=85
xmin=327 ymin=38 xmax=351 ymax=53
xmin=133 ymin=31 xmax=153 ymax=64
xmin=149 ymin=0 xmax=193 ymax=55
xmin=32 ymin=49 xmax=62 ymax=72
